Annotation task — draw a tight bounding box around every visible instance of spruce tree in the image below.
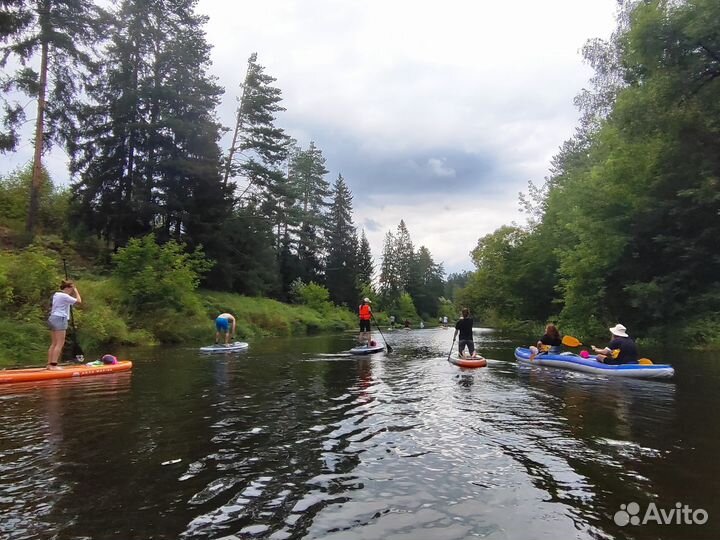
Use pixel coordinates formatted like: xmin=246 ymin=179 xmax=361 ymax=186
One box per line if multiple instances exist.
xmin=326 ymin=174 xmax=358 ymax=306
xmin=356 ymin=229 xmax=375 ymax=287
xmin=289 ymin=141 xmax=330 ymax=283
xmin=379 ymin=230 xmax=401 ymax=307
xmin=72 ymin=0 xmax=230 ymax=256
xmin=0 ymin=0 xmax=107 ymax=235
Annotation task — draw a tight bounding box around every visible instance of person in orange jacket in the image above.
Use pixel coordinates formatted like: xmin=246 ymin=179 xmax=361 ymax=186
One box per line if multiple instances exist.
xmin=358 ymin=298 xmax=373 ymax=346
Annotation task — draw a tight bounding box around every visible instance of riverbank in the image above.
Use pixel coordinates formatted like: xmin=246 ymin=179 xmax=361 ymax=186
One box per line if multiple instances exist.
xmin=0 ymin=281 xmax=363 ymax=367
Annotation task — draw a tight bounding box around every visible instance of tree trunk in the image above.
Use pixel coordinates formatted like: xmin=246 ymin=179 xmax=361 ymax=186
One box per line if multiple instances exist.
xmin=26 ymin=1 xmax=51 ymax=236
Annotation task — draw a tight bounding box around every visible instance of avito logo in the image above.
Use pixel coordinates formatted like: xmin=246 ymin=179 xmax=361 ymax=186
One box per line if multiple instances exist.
xmin=614 ymin=502 xmax=708 ymax=526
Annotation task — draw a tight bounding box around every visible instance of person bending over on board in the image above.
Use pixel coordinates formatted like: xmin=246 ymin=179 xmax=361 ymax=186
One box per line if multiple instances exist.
xmin=592 ymin=324 xmax=639 ymax=365
xmin=47 ymin=280 xmax=82 ymax=370
xmin=215 ymin=313 xmax=236 ymax=345
xmin=529 ymin=323 xmax=562 ymax=360
xmin=454 ymin=308 xmax=477 ymax=358
xmin=358 ymin=298 xmax=373 ymax=346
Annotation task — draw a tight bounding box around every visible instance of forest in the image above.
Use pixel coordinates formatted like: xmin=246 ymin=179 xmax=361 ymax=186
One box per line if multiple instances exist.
xmin=0 ymin=0 xmax=449 ymax=363
xmin=1 ymin=0 xmax=719 ymax=358
xmin=457 ymin=0 xmax=720 ymax=345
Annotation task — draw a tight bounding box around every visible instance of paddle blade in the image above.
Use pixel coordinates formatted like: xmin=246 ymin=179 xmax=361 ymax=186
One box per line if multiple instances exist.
xmin=638 ymin=358 xmax=654 ymax=365
xmin=386 ymin=344 xmax=393 ymax=353
xmin=562 ymin=336 xmax=582 ymax=347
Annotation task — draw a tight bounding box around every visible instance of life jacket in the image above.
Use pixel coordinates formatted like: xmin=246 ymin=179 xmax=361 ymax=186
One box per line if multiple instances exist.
xmin=359 ymin=304 xmax=371 ymax=320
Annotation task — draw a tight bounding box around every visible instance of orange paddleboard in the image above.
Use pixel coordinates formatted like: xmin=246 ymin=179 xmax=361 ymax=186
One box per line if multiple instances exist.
xmin=0 ymin=361 xmax=133 ymax=384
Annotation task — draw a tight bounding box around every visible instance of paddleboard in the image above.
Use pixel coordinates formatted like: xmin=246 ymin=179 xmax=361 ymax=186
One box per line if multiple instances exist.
xmin=0 ymin=361 xmax=133 ymax=384
xmin=348 ymin=344 xmax=384 ymax=355
xmin=448 ymin=355 xmax=487 ymax=368
xmin=200 ymin=342 xmax=249 ymax=353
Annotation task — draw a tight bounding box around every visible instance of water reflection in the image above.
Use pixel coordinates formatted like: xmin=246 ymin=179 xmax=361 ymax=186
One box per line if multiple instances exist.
xmin=0 ymin=331 xmax=717 ymax=540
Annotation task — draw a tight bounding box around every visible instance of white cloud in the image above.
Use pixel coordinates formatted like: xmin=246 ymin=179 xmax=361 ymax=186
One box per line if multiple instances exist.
xmin=2 ymin=0 xmax=619 ymax=273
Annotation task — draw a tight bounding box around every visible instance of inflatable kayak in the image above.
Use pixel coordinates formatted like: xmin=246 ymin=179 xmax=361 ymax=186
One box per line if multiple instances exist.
xmin=514 ymin=347 xmax=674 ymax=379
xmin=349 ymin=344 xmax=384 ymax=355
xmin=448 ymin=355 xmax=487 ymax=368
xmin=200 ymin=342 xmax=249 ymax=353
xmin=0 ymin=361 xmax=133 ymax=384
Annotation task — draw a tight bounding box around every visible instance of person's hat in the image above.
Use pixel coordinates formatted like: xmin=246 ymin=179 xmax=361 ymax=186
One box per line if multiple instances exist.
xmin=609 ymin=324 xmax=628 ymax=337
xmin=363 ymin=297 xmax=371 ymax=303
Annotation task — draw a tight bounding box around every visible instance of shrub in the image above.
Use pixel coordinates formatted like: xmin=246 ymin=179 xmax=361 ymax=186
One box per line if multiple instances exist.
xmin=112 ymin=234 xmax=212 ymax=314
xmin=290 ymin=279 xmax=334 ymax=314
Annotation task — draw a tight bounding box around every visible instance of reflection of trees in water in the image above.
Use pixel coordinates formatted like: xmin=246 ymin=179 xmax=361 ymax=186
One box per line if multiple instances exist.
xmin=179 ymin=351 xmax=379 ymax=539
xmin=511 ymin=366 xmax=679 ymax=538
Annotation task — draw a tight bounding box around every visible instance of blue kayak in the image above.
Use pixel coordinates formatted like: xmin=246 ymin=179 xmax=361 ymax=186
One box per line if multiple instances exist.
xmin=514 ymin=347 xmax=674 ymax=379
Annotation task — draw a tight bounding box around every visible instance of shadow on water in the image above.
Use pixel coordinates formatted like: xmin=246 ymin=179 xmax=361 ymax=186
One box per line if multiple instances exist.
xmin=0 ymin=329 xmax=718 ymax=539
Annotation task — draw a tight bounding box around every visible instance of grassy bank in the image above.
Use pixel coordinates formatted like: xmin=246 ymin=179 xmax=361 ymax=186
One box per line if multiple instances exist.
xmin=0 ymin=278 xmax=359 ymax=368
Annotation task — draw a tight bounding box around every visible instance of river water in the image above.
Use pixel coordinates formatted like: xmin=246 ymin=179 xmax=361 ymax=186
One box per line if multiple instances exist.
xmin=1 ymin=328 xmax=718 ymax=540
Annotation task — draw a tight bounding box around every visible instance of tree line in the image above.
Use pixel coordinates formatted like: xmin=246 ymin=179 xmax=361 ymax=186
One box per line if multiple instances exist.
xmin=458 ymin=0 xmax=720 ymax=344
xmin=0 ymin=0 xmax=447 ymax=319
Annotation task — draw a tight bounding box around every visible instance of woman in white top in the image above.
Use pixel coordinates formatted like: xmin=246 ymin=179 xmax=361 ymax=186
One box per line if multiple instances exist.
xmin=47 ymin=280 xmax=82 ymax=369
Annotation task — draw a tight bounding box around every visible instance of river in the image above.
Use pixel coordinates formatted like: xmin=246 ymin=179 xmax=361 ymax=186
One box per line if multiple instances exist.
xmin=1 ymin=328 xmax=718 ymax=540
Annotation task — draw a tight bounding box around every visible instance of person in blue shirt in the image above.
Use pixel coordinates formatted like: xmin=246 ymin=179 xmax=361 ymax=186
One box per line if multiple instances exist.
xmin=592 ymin=324 xmax=639 ymax=365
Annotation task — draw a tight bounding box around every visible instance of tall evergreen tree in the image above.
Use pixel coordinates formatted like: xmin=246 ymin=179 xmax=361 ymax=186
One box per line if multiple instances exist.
xmin=71 ymin=0 xmax=230 ymax=257
xmin=356 ymin=229 xmax=374 ymax=288
xmin=408 ymin=245 xmax=445 ymax=318
xmin=395 ymin=220 xmax=414 ymax=291
xmin=378 ymin=230 xmax=401 ymax=307
xmin=0 ymin=0 xmax=107 ymax=235
xmin=326 ymin=174 xmax=358 ymax=306
xmin=289 ymin=141 xmax=330 ymax=283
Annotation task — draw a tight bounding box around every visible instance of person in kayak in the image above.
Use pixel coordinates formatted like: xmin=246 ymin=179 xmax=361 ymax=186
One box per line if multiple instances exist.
xmin=528 ymin=323 xmax=562 ymax=360
xmin=592 ymin=324 xmax=639 ymax=364
xmin=358 ymin=298 xmax=372 ymax=346
xmin=214 ymin=313 xmax=237 ymax=345
xmin=47 ymin=280 xmax=82 ymax=370
xmin=454 ymin=308 xmax=477 ymax=357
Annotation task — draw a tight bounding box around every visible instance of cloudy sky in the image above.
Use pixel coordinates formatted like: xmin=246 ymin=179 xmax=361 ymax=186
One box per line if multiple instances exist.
xmin=2 ymin=0 xmax=618 ymax=273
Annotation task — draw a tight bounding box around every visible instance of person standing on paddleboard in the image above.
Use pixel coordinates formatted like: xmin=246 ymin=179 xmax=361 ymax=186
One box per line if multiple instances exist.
xmin=358 ymin=298 xmax=372 ymax=347
xmin=47 ymin=280 xmax=82 ymax=370
xmin=214 ymin=313 xmax=236 ymax=345
xmin=453 ymin=308 xmax=477 ymax=358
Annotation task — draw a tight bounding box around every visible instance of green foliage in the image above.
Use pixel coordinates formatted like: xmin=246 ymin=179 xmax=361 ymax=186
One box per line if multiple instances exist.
xmin=396 ymin=292 xmax=419 ymax=322
xmin=0 ymin=165 xmax=69 ymax=235
xmin=0 ymin=246 xmax=60 ymax=319
xmin=290 ymin=279 xmax=334 ymax=314
xmin=112 ymin=234 xmax=212 ymax=314
xmin=202 ymin=291 xmax=356 ymax=338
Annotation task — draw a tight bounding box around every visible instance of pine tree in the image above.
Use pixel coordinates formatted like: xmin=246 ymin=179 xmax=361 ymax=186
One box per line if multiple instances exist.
xmin=326 ymin=174 xmax=358 ymax=306
xmin=71 ymin=0 xmax=230 ymax=255
xmin=395 ymin=220 xmax=414 ymax=291
xmin=408 ymin=245 xmax=445 ymax=317
xmin=0 ymin=0 xmax=107 ymax=235
xmin=379 ymin=230 xmax=401 ymax=307
xmin=289 ymin=141 xmax=330 ymax=283
xmin=356 ymin=229 xmax=375 ymax=288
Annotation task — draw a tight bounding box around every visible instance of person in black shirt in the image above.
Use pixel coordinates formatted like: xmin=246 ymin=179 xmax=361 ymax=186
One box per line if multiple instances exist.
xmin=529 ymin=323 xmax=562 ymax=360
xmin=592 ymin=324 xmax=639 ymax=365
xmin=454 ymin=308 xmax=477 ymax=357
xmin=538 ymin=324 xmax=562 ymax=353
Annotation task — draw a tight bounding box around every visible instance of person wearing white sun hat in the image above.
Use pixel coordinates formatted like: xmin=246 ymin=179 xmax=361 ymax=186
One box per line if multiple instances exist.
xmin=591 ymin=324 xmax=639 ymax=365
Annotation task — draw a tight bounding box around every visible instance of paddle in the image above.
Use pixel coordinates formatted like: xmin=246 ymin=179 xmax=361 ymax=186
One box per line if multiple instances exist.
xmin=447 ymin=331 xmax=458 ymax=362
xmin=63 ymin=259 xmax=85 ymax=363
xmin=562 ymin=335 xmax=582 ymax=347
xmin=371 ymin=314 xmax=393 ymax=353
